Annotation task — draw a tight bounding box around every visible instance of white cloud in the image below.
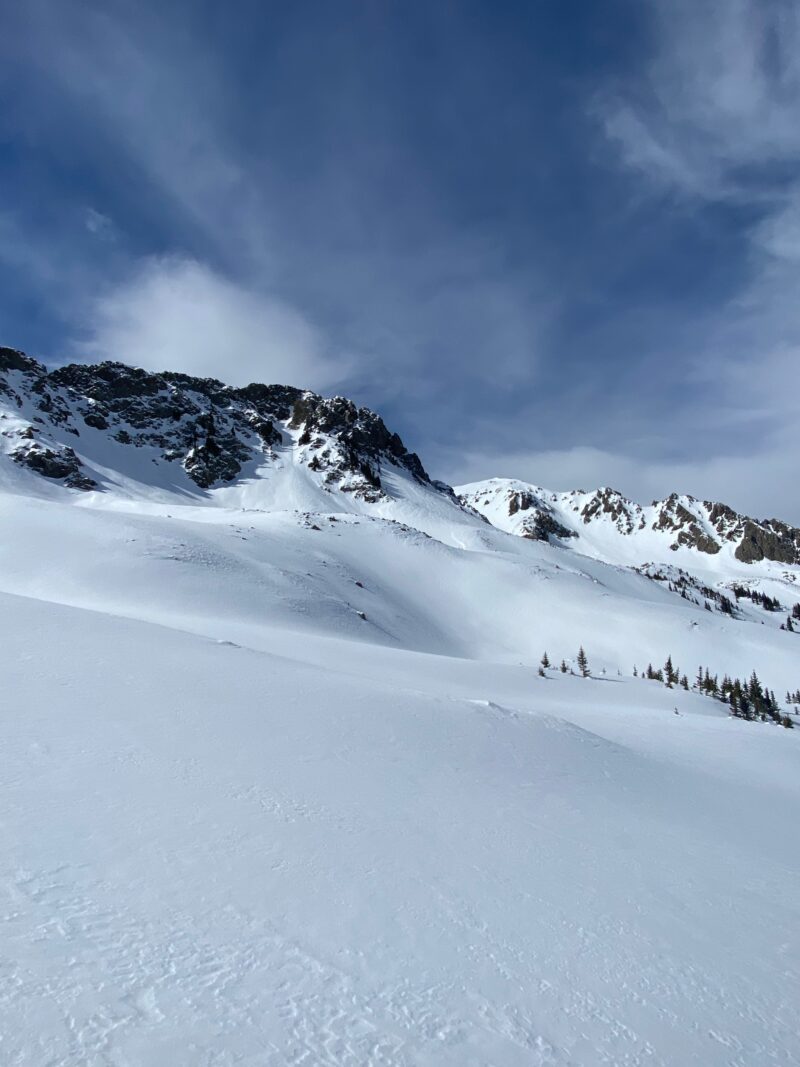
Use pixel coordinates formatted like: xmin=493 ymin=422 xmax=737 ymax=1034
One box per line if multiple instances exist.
xmin=75 ymin=256 xmax=352 ymax=389
xmin=598 ymin=0 xmax=800 ymax=200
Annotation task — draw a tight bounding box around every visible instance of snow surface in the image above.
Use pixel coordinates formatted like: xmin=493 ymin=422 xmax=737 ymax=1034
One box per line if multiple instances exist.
xmin=1 ymin=439 xmax=800 ymax=1065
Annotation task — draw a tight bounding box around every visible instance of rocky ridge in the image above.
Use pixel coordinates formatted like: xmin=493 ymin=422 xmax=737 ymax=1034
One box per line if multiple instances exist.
xmin=2 ymin=346 xmax=798 ymax=567
xmin=0 ymin=347 xmax=430 ymax=500
xmin=457 ymin=479 xmax=800 ymax=566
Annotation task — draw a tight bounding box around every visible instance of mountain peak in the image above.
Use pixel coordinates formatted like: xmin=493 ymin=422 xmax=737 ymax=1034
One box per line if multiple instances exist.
xmin=0 ymin=348 xmax=431 ymax=500
xmin=458 ymin=477 xmax=800 ymax=566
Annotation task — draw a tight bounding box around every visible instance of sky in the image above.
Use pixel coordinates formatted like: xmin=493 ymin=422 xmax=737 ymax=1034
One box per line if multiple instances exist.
xmin=1 ymin=0 xmax=799 ymax=521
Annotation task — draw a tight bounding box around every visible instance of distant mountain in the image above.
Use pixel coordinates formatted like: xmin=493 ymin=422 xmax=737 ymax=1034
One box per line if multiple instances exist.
xmin=457 ymin=478 xmax=800 ymax=567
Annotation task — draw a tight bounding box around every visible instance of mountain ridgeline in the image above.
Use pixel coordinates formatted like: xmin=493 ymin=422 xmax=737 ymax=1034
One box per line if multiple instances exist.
xmin=456 ymin=480 xmax=800 ymax=566
xmin=0 ymin=347 xmax=429 ymax=501
xmin=1 ymin=345 xmax=799 ymax=567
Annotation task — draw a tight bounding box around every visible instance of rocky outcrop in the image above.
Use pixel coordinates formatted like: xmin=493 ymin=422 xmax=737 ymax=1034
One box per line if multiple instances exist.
xmin=651 ymin=494 xmax=721 ymax=554
xmin=735 ymin=519 xmax=800 ymax=564
xmin=0 ymin=349 xmax=431 ymax=496
xmin=10 ymin=432 xmax=97 ymax=490
xmin=519 ymin=511 xmax=576 ymax=543
xmin=289 ymin=393 xmax=429 ymax=499
xmin=580 ymin=488 xmax=644 ymax=534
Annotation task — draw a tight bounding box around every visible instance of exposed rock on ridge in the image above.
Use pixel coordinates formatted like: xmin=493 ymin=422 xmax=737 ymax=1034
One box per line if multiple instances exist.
xmin=0 ymin=347 xmax=430 ymax=496
xmin=458 ymin=479 xmax=800 ymax=566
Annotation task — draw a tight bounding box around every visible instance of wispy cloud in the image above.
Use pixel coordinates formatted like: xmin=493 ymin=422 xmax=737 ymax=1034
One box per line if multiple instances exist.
xmin=74 ymin=256 xmax=352 ymax=389
xmin=598 ymin=0 xmax=800 ymax=200
xmin=584 ymin=0 xmax=800 ymax=520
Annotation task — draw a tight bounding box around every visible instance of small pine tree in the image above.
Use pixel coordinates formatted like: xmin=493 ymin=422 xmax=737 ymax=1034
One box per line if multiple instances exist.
xmin=577 ymin=647 xmax=589 ymax=677
xmin=560 ymin=659 xmax=568 ymax=674
xmin=681 ymin=674 xmax=689 ymax=690
xmin=541 ymin=652 xmax=550 ymax=669
xmin=664 ymin=655 xmax=674 ymax=688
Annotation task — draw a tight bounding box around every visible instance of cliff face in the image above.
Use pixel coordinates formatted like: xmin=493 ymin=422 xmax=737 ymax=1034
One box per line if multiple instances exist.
xmin=0 ymin=347 xmax=430 ymax=499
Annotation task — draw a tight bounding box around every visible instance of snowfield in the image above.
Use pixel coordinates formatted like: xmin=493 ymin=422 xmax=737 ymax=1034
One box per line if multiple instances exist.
xmin=1 ymin=381 xmax=800 ymax=1066
xmin=2 ymin=591 xmax=799 ymax=1067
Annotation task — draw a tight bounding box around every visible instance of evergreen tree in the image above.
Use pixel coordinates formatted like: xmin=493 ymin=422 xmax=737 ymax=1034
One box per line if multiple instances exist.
xmin=541 ymin=651 xmax=550 ymax=669
xmin=560 ymin=659 xmax=568 ymax=674
xmin=664 ymin=655 xmax=675 ymax=687
xmin=577 ymin=647 xmax=589 ymax=677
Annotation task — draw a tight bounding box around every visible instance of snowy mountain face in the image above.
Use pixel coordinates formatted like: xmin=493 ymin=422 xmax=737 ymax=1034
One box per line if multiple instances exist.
xmin=0 ymin=346 xmax=432 ymax=502
xmin=3 ymin=345 xmax=800 ymax=1066
xmin=457 ymin=478 xmax=800 ymax=565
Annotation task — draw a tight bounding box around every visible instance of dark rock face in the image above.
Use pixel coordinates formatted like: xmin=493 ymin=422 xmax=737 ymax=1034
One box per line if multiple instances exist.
xmin=651 ymin=494 xmax=721 ymax=555
xmin=507 ymin=489 xmax=538 ymax=516
xmin=581 ymin=488 xmax=644 ymax=534
xmin=11 ymin=436 xmax=97 ymax=490
xmin=289 ymin=394 xmax=429 ymax=492
xmin=481 ymin=487 xmax=576 ymax=543
xmin=0 ymin=347 xmax=42 ymax=375
xmin=735 ymin=520 xmax=800 ymax=564
xmin=649 ymin=493 xmax=800 ymax=564
xmin=0 ymin=349 xmax=432 ymax=497
xmin=520 ymin=511 xmax=576 ymax=543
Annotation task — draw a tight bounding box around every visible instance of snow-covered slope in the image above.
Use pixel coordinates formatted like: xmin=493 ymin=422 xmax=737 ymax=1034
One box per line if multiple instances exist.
xmin=3 ymin=591 xmax=799 ymax=1067
xmin=458 ymin=477 xmax=800 ymax=631
xmin=0 ymin=346 xmax=487 ymax=548
xmin=2 ymin=347 xmax=800 ymax=1065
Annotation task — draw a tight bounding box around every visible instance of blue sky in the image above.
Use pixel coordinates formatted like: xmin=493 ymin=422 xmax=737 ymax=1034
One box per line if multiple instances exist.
xmin=2 ymin=1 xmax=799 ymax=519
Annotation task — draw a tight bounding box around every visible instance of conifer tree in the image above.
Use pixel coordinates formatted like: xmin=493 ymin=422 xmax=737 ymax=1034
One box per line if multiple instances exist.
xmin=664 ymin=655 xmax=675 ymax=687
xmin=541 ymin=652 xmax=550 ymax=669
xmin=577 ymin=647 xmax=589 ymax=677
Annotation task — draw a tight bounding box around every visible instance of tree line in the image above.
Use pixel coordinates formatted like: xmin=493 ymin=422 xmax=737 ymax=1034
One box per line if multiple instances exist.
xmin=537 ymin=648 xmax=796 ymax=729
